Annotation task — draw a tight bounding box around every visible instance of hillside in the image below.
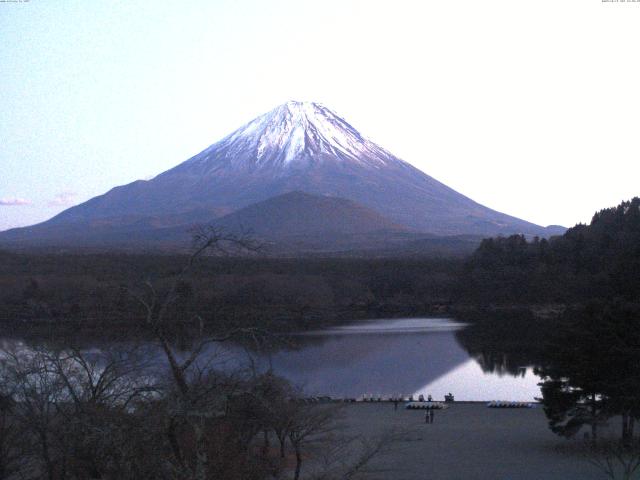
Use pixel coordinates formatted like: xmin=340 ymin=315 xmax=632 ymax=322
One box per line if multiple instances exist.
xmin=0 ymin=101 xmax=564 ymax=251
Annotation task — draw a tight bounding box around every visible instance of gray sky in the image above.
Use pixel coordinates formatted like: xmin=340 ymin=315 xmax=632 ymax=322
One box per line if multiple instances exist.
xmin=1 ymin=0 xmax=639 ymax=231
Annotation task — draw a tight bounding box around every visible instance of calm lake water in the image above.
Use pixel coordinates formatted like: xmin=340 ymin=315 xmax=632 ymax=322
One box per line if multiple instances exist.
xmin=3 ymin=317 xmax=542 ymax=402
xmin=239 ymin=318 xmax=542 ymax=402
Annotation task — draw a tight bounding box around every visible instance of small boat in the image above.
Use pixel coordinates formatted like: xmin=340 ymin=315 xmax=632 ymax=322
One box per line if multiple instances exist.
xmin=486 ymin=401 xmax=534 ymax=408
xmin=405 ymin=401 xmax=448 ymax=410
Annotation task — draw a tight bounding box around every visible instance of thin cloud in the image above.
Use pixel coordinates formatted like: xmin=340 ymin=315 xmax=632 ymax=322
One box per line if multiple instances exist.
xmin=0 ymin=197 xmax=31 ymax=206
xmin=48 ymin=191 xmax=77 ymax=207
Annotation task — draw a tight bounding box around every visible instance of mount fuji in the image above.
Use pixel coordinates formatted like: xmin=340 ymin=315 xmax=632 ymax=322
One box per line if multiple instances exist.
xmin=0 ymin=101 xmax=564 ymax=251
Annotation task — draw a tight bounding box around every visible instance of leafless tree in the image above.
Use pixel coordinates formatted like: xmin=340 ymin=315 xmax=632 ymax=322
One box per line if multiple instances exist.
xmin=46 ymin=344 xmax=157 ymax=410
xmin=46 ymin=344 xmax=159 ymax=479
xmin=584 ymin=438 xmax=640 ymax=480
xmin=286 ymin=404 xmax=340 ymax=480
xmin=0 ymin=390 xmax=24 ymax=479
xmin=130 ymin=227 xmax=265 ymax=480
xmin=0 ymin=227 xmax=400 ymax=480
xmin=0 ymin=341 xmax=163 ymax=480
xmin=310 ymin=427 xmax=410 ymax=480
xmin=2 ymin=346 xmax=68 ymax=480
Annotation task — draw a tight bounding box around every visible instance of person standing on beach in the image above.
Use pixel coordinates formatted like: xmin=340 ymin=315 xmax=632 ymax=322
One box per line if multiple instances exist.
xmin=429 ymin=409 xmax=435 ymax=424
xmin=425 ymin=410 xmax=429 ymax=424
xmin=393 ymin=398 xmax=399 ymax=410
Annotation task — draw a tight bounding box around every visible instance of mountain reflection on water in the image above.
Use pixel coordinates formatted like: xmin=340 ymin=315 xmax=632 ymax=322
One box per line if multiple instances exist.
xmin=248 ymin=317 xmax=543 ymax=401
xmin=0 ymin=315 xmax=545 ymax=402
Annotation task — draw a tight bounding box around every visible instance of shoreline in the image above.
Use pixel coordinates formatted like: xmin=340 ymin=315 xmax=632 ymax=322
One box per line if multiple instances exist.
xmin=334 ymin=402 xmax=612 ymax=480
xmin=301 ymin=398 xmax=542 ymax=405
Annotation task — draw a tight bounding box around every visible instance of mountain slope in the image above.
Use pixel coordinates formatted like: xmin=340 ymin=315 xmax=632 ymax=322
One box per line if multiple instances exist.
xmin=1 ymin=101 xmax=563 ymax=248
xmin=212 ymin=191 xmax=409 ymax=238
xmin=0 ymin=191 xmax=484 ymax=255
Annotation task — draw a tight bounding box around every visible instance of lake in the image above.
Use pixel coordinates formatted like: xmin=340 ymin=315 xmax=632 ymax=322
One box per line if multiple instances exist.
xmin=1 ymin=317 xmax=542 ymax=402
xmin=238 ymin=317 xmax=542 ymax=401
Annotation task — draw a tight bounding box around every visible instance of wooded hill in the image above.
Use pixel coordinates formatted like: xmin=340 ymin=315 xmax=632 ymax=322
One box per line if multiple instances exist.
xmin=460 ymin=197 xmax=640 ymax=305
xmin=0 ymin=253 xmax=460 ymax=335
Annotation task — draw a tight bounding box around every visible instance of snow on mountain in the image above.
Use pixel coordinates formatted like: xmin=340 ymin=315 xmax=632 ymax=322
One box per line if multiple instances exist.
xmin=186 ymin=101 xmax=398 ymax=172
xmin=0 ymin=100 xmax=565 ymax=245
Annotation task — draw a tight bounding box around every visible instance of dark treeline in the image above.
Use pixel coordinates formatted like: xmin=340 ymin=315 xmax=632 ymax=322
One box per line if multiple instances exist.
xmin=5 ymin=197 xmax=640 ymax=333
xmin=456 ymin=198 xmax=640 ymax=450
xmin=0 ymin=251 xmax=461 ymax=336
xmin=535 ymin=301 xmax=640 ymax=444
xmin=458 ymin=302 xmax=640 ymax=472
xmin=459 ymin=197 xmax=640 ymax=305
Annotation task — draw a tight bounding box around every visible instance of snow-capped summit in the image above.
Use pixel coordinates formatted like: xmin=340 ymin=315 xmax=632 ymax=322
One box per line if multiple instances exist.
xmin=3 ymin=101 xmax=564 ymax=245
xmin=179 ymin=101 xmax=402 ymax=174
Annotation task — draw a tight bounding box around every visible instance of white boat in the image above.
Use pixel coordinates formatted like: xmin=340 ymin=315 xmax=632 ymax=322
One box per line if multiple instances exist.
xmin=486 ymin=401 xmax=534 ymax=408
xmin=405 ymin=401 xmax=448 ymax=410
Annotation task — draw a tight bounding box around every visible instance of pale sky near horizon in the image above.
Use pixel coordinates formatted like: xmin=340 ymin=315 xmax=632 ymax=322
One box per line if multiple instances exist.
xmin=1 ymin=0 xmax=639 ymax=232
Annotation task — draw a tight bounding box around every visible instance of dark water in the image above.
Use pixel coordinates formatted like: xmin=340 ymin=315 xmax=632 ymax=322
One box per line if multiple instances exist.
xmin=236 ymin=318 xmax=542 ymax=401
xmin=1 ymin=317 xmax=542 ymax=402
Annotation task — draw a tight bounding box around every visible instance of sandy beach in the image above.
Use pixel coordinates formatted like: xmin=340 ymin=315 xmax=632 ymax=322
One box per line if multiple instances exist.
xmin=335 ymin=402 xmax=614 ymax=480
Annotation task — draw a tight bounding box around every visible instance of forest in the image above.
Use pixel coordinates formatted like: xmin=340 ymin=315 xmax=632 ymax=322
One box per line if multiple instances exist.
xmin=3 ymin=197 xmax=640 ymax=338
xmin=0 ymin=251 xmax=461 ymax=338
xmin=456 ymin=198 xmax=640 ymax=458
xmin=1 ymin=199 xmax=639 ymax=479
xmin=459 ymin=197 xmax=640 ymax=306
xmin=0 ymin=230 xmax=407 ymax=480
